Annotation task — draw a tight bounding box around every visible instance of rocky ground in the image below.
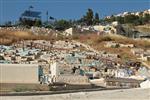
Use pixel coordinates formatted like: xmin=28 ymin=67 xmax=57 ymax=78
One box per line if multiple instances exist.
xmin=1 ymin=88 xmax=150 ymax=100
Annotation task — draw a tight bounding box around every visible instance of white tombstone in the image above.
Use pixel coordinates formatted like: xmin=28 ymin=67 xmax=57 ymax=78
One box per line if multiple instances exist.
xmin=64 ymin=28 xmax=73 ymax=36
xmin=50 ymin=61 xmax=59 ymax=77
xmin=140 ymin=79 xmax=150 ymax=88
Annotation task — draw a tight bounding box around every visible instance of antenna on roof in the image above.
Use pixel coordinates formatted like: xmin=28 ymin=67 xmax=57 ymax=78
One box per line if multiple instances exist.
xmin=29 ymin=5 xmax=34 ymax=11
xmin=49 ymin=16 xmax=55 ymax=20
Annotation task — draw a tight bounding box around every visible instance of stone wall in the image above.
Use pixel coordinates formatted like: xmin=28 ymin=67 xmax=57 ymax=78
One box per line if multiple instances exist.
xmin=56 ymin=75 xmax=89 ymax=84
xmin=0 ymin=64 xmax=39 ymax=83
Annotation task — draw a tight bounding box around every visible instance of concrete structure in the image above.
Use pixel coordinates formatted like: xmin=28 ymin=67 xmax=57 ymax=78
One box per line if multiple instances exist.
xmin=64 ymin=28 xmax=73 ymax=36
xmin=105 ymin=77 xmax=143 ymax=88
xmin=115 ymin=69 xmax=129 ymax=78
xmin=112 ymin=21 xmax=119 ymax=26
xmin=140 ymin=79 xmax=150 ymax=88
xmin=0 ymin=64 xmax=39 ymax=83
xmin=50 ymin=61 xmax=60 ymax=77
xmin=93 ymin=25 xmax=116 ymax=34
xmin=56 ymin=75 xmax=89 ymax=84
xmin=93 ymin=25 xmax=105 ymax=31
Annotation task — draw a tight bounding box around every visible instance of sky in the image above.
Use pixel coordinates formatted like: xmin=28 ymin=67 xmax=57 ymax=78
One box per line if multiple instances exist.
xmin=0 ymin=0 xmax=150 ymax=24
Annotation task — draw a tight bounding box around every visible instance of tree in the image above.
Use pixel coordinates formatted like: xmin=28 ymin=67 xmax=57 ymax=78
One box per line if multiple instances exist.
xmin=116 ymin=16 xmax=124 ymax=24
xmin=104 ymin=17 xmax=111 ymax=23
xmin=4 ymin=21 xmax=12 ymax=26
xmin=94 ymin=13 xmax=100 ymax=25
xmin=54 ymin=19 xmax=72 ymax=31
xmin=104 ymin=15 xmax=116 ymax=23
xmin=110 ymin=15 xmax=116 ymax=22
xmin=34 ymin=19 xmax=42 ymax=27
xmin=78 ymin=15 xmax=87 ymax=25
xmin=143 ymin=13 xmax=150 ymax=24
xmin=82 ymin=8 xmax=94 ymax=25
xmin=124 ymin=14 xmax=139 ymax=24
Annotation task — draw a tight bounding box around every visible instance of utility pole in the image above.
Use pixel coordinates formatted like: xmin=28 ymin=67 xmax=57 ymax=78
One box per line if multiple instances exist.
xmin=46 ymin=11 xmax=49 ymax=24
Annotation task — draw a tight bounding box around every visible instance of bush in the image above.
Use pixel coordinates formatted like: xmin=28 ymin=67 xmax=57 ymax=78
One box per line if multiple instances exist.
xmin=115 ymin=44 xmax=120 ymax=48
xmin=102 ymin=36 xmax=113 ymax=41
xmin=72 ymin=34 xmax=80 ymax=40
xmin=13 ymin=86 xmax=32 ymax=92
xmin=96 ymin=36 xmax=113 ymax=43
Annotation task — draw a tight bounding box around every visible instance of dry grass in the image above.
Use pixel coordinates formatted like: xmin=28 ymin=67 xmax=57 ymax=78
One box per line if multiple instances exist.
xmin=0 ymin=30 xmax=57 ymax=45
xmin=0 ymin=83 xmax=49 ymax=92
xmin=0 ymin=28 xmax=149 ymax=62
xmin=75 ymin=34 xmax=150 ymax=49
xmin=74 ymin=33 xmax=150 ymax=61
xmin=135 ymin=24 xmax=150 ymax=34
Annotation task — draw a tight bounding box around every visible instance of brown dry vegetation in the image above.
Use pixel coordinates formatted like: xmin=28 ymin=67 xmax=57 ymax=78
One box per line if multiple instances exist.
xmin=75 ymin=34 xmax=150 ymax=49
xmin=0 ymin=83 xmax=49 ymax=92
xmin=0 ymin=30 xmax=57 ymax=45
xmin=74 ymin=33 xmax=150 ymax=62
xmin=135 ymin=24 xmax=150 ymax=34
xmin=0 ymin=29 xmax=149 ymax=64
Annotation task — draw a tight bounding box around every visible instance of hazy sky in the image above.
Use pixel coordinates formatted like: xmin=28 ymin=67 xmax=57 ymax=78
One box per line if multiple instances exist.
xmin=0 ymin=0 xmax=150 ymax=24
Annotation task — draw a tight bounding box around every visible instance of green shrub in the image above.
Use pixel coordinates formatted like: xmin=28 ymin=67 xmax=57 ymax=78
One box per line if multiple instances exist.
xmin=115 ymin=44 xmax=120 ymax=48
xmin=13 ymin=86 xmax=32 ymax=92
xmin=102 ymin=36 xmax=113 ymax=41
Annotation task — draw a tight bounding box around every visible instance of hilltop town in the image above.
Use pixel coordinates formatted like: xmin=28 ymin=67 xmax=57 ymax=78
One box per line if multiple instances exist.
xmin=0 ymin=8 xmax=150 ymax=95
